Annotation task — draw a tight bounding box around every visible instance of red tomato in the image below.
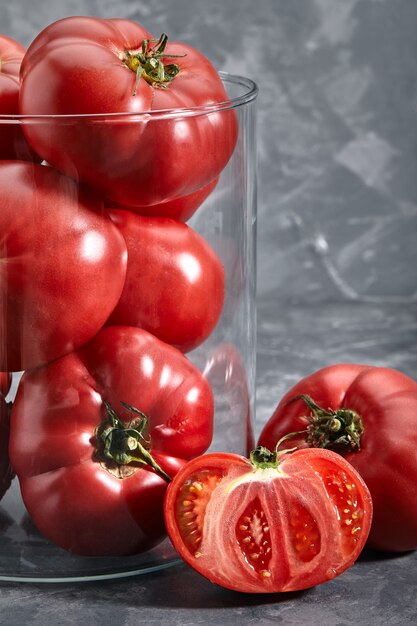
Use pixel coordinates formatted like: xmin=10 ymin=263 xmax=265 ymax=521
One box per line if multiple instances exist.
xmin=0 ymin=161 xmax=127 ymax=372
xmin=0 ymin=35 xmax=35 ymax=160
xmin=203 ymin=343 xmax=255 ymax=454
xmin=258 ymin=364 xmax=417 ymax=552
xmin=164 ymin=447 xmax=372 ymax=593
xmin=9 ymin=326 xmax=214 ymax=555
xmin=109 ymin=177 xmax=218 ymax=222
xmin=19 ymin=16 xmax=237 ymax=206
xmin=107 ymin=212 xmax=225 ymax=352
xmin=0 ymin=372 xmax=11 ymax=397
xmin=0 ymin=374 xmax=13 ymax=500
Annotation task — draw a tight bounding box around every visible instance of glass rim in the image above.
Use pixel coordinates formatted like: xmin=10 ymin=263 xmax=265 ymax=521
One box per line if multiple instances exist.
xmin=0 ymin=71 xmax=258 ymax=123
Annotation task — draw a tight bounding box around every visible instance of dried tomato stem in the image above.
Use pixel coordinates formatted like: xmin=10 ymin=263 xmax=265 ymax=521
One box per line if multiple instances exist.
xmin=288 ymin=394 xmax=364 ymax=452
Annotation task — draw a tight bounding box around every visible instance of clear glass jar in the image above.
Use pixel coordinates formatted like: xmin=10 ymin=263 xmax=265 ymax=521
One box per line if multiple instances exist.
xmin=0 ymin=72 xmax=258 ymax=582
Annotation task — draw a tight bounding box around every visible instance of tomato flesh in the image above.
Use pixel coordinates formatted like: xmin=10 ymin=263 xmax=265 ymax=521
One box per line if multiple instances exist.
xmin=164 ymin=449 xmax=372 ymax=593
xmin=236 ymin=497 xmax=273 ymax=575
xmin=176 ymin=471 xmax=223 ymax=557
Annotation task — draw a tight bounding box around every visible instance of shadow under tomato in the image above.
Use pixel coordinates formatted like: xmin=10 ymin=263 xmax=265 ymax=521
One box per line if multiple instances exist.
xmin=139 ymin=563 xmax=310 ymax=609
xmin=358 ymin=546 xmax=414 ymax=562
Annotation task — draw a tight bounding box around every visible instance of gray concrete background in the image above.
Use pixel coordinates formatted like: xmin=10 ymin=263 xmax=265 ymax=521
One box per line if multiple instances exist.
xmin=1 ymin=0 xmax=417 ymax=623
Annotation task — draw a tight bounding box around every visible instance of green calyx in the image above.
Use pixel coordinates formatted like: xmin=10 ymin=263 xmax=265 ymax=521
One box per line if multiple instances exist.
xmin=250 ymin=431 xmax=305 ymax=469
xmin=95 ymin=401 xmax=171 ymax=482
xmin=291 ymin=394 xmax=364 ymax=452
xmin=122 ymin=32 xmax=185 ymax=95
xmin=250 ymin=446 xmax=279 ymax=469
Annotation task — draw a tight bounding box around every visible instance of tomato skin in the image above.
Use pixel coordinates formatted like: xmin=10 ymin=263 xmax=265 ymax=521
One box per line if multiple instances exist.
xmin=108 ymin=177 xmax=218 ymax=223
xmin=164 ymin=448 xmax=372 ymax=593
xmin=0 ymin=373 xmax=11 ymax=397
xmin=0 ymin=35 xmax=36 ymax=160
xmin=9 ymin=326 xmax=214 ymax=555
xmin=258 ymin=364 xmax=417 ymax=552
xmin=0 ymin=161 xmax=127 ymax=372
xmin=107 ymin=212 xmax=225 ymax=352
xmin=19 ymin=16 xmax=237 ymax=207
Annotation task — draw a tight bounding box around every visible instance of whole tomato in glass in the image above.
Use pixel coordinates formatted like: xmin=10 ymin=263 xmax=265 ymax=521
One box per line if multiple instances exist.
xmin=258 ymin=363 xmax=417 ymax=552
xmin=0 ymin=372 xmax=12 ymax=500
xmin=0 ymin=161 xmax=127 ymax=372
xmin=10 ymin=326 xmax=214 ymax=555
xmin=107 ymin=211 xmax=225 ymax=352
xmin=0 ymin=35 xmax=35 ymax=160
xmin=164 ymin=446 xmax=372 ymax=593
xmin=19 ymin=16 xmax=238 ymax=207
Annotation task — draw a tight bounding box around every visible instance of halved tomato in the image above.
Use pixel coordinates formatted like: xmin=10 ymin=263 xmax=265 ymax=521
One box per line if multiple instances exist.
xmin=164 ymin=446 xmax=372 ymax=593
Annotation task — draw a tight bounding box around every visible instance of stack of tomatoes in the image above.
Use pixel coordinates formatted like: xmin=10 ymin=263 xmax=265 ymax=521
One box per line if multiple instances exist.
xmin=0 ymin=17 xmax=238 ymax=556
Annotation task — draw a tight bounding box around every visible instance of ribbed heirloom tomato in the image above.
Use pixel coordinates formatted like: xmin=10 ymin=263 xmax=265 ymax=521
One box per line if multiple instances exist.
xmin=0 ymin=161 xmax=127 ymax=372
xmin=9 ymin=326 xmax=214 ymax=555
xmin=19 ymin=16 xmax=238 ymax=207
xmin=258 ymin=364 xmax=417 ymax=552
xmin=106 ymin=211 xmax=225 ymax=352
xmin=164 ymin=447 xmax=372 ymax=593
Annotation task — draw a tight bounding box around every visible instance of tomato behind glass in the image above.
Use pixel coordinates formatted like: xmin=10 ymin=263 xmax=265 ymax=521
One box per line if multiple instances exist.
xmin=19 ymin=16 xmax=238 ymax=207
xmin=0 ymin=35 xmax=35 ymax=160
xmin=9 ymin=326 xmax=214 ymax=555
xmin=258 ymin=363 xmax=417 ymax=552
xmin=164 ymin=447 xmax=372 ymax=593
xmin=109 ymin=177 xmax=218 ymax=222
xmin=107 ymin=211 xmax=225 ymax=352
xmin=0 ymin=161 xmax=127 ymax=372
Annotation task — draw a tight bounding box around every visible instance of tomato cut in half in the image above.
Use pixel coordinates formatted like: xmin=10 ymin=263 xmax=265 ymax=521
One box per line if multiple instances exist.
xmin=164 ymin=447 xmax=372 ymax=593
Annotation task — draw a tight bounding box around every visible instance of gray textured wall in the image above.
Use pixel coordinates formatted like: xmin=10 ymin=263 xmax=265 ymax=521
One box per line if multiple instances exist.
xmin=2 ymin=0 xmax=417 ymax=423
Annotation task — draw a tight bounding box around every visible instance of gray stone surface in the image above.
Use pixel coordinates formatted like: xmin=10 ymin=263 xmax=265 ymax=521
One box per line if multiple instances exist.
xmin=1 ymin=0 xmax=417 ymax=623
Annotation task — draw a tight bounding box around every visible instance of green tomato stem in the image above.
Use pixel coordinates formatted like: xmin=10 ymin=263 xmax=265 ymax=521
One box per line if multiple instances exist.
xmin=95 ymin=401 xmax=171 ymax=483
xmin=122 ymin=32 xmax=185 ymax=95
